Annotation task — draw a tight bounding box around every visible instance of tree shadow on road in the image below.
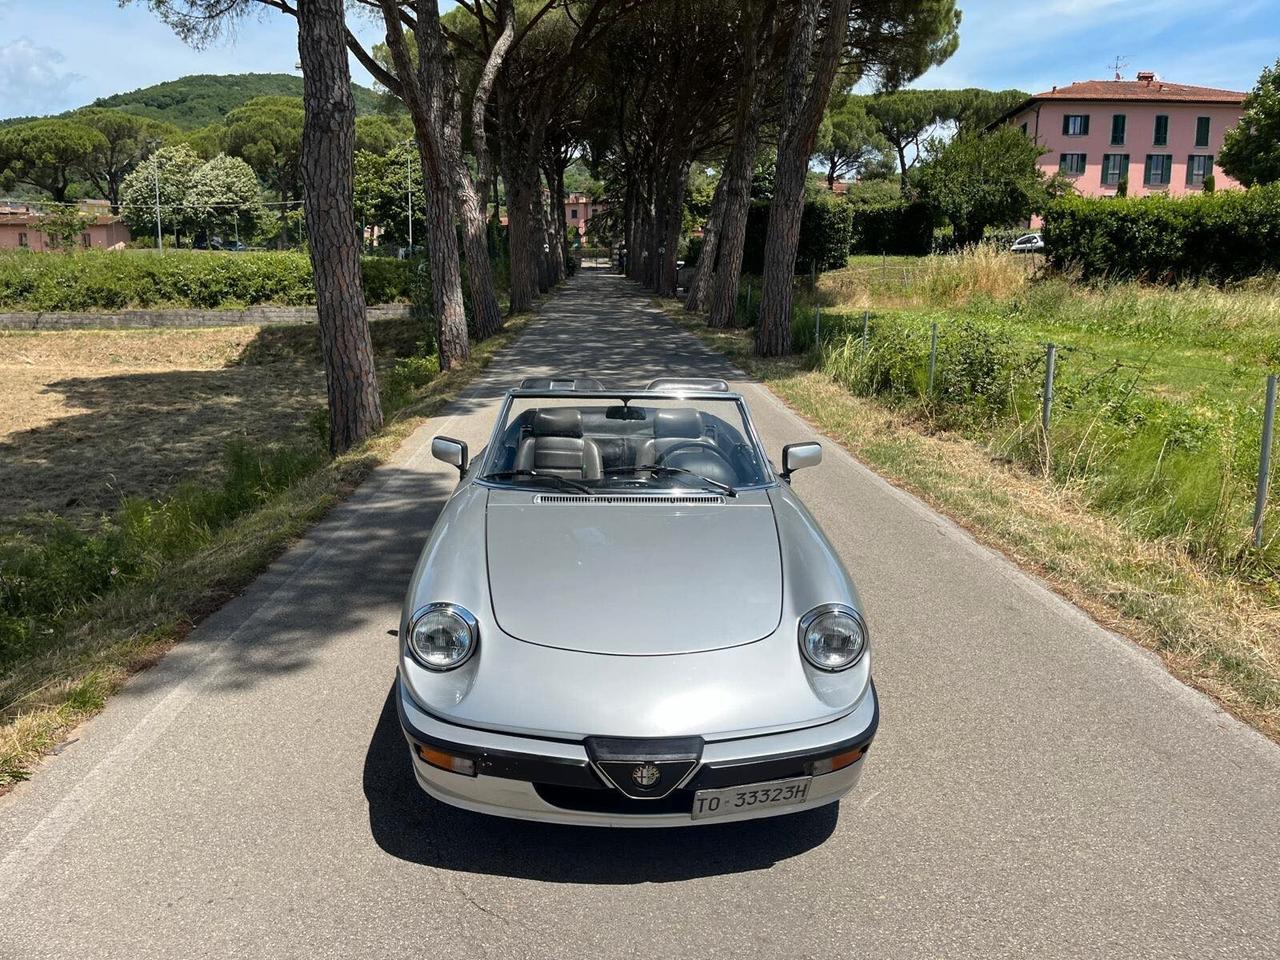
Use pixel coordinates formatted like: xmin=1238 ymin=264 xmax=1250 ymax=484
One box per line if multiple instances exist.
xmin=362 ymin=683 xmax=838 ymax=883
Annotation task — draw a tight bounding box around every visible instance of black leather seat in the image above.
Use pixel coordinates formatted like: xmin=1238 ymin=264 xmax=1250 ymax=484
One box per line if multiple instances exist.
xmin=515 ymin=409 xmax=603 ymax=480
xmin=634 ymin=408 xmax=705 ymax=466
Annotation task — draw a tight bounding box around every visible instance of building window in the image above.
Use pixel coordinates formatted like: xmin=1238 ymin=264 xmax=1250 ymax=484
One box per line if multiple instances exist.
xmin=1059 ymin=153 xmax=1087 ymax=176
xmin=81 ymin=232 xmax=92 ymax=249
xmin=1111 ymin=114 xmax=1126 ymax=145
xmin=1062 ymin=114 xmax=1090 ymax=137
xmin=1195 ymin=116 xmax=1211 ymax=148
xmin=1144 ymin=154 xmax=1173 ymax=187
xmin=18 ymin=232 xmax=28 ymax=248
xmin=1187 ymin=154 xmax=1214 ymax=186
xmin=570 ymin=209 xmax=578 ymax=220
xmin=1153 ymin=115 xmax=1169 ymax=146
xmin=1020 ymin=121 xmax=1029 ymax=136
xmin=1102 ymin=154 xmax=1130 ymax=186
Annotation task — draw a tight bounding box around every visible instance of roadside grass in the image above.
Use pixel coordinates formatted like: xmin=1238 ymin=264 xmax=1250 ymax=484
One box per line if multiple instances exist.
xmin=782 ymin=253 xmax=1280 ymax=574
xmin=667 ymin=307 xmax=1280 ymax=744
xmin=0 ymin=314 xmax=532 ymax=789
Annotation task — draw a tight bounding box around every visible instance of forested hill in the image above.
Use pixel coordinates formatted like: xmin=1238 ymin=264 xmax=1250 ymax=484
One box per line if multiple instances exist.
xmin=86 ymin=73 xmax=384 ymax=128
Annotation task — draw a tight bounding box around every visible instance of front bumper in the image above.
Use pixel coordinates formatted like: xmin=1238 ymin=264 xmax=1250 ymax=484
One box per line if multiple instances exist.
xmin=396 ymin=675 xmax=879 ymax=828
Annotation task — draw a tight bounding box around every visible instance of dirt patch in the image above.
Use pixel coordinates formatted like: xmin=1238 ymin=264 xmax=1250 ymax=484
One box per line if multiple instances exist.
xmin=0 ymin=319 xmax=423 ymax=526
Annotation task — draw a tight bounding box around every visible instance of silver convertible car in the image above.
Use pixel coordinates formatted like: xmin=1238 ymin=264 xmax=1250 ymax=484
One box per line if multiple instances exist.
xmin=395 ymin=378 xmax=878 ymax=827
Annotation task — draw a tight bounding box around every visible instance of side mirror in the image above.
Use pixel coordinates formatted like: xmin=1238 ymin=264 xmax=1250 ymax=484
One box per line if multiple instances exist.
xmin=780 ymin=442 xmax=822 ymax=482
xmin=431 ymin=436 xmax=468 ymax=476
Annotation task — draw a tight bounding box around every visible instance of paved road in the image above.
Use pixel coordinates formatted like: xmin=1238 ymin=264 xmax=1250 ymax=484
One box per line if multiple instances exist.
xmin=3 ymin=268 xmax=1278 ymax=959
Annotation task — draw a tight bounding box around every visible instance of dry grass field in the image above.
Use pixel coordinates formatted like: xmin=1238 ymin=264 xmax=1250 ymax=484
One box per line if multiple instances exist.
xmin=0 ymin=320 xmax=420 ymax=529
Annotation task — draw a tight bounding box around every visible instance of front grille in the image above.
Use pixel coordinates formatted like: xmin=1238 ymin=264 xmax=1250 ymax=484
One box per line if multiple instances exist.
xmin=533 ymin=494 xmax=725 ymax=505
xmin=534 ymin=783 xmax=696 ymax=815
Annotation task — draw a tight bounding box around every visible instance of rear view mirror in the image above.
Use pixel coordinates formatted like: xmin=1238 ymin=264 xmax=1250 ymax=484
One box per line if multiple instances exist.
xmin=432 ymin=436 xmax=468 ymax=476
xmin=781 ymin=442 xmax=822 ymax=481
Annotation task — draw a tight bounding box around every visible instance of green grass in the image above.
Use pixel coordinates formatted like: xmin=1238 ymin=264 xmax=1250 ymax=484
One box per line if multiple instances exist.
xmin=781 ymin=250 xmax=1280 ymax=574
xmin=0 ymin=312 xmax=533 ymax=789
xmin=665 ymin=305 xmax=1280 ymax=745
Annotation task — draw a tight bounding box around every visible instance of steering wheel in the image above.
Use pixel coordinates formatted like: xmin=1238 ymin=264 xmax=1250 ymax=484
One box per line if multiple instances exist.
xmin=655 ymin=440 xmax=737 ymax=481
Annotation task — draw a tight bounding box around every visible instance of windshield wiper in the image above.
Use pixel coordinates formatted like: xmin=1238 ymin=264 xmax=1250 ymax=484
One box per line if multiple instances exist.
xmin=604 ymin=464 xmax=737 ymax=498
xmin=481 ymin=469 xmax=593 ymax=495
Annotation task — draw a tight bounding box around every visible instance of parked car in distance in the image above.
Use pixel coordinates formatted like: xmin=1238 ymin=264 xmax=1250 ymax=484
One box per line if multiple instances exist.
xmin=396 ymin=377 xmax=879 ymax=827
xmin=1011 ymin=232 xmax=1045 ymax=254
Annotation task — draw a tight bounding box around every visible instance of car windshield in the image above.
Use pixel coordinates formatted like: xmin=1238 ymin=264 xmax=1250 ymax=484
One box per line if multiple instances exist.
xmin=481 ymin=395 xmax=771 ymax=494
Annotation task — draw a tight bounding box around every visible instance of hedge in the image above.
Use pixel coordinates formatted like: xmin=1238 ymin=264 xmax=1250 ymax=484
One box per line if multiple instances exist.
xmin=848 ymin=200 xmax=936 ymax=256
xmin=1042 ymin=186 xmax=1280 ymax=282
xmin=742 ymin=193 xmax=854 ymax=275
xmin=0 ymin=250 xmax=411 ymax=311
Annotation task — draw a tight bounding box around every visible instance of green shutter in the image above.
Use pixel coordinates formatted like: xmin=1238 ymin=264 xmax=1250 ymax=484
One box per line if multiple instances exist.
xmin=1186 ymin=156 xmax=1195 ymax=187
xmin=1154 ymin=115 xmax=1169 ymax=146
xmin=1062 ymin=115 xmax=1071 ymax=136
xmin=1112 ymin=114 xmax=1126 ymax=145
xmin=1121 ymin=154 xmax=1131 ymax=181
xmin=1144 ymin=155 xmax=1153 ymax=186
xmin=1165 ymin=155 xmax=1173 ymax=185
xmin=1081 ymin=115 xmax=1090 ymax=136
xmin=1196 ymin=116 xmax=1211 ymax=148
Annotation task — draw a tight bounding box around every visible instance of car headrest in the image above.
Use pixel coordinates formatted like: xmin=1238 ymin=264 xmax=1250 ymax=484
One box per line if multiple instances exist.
xmin=654 ymin=408 xmax=703 ymax=439
xmin=532 ymin=408 xmax=584 ymax=438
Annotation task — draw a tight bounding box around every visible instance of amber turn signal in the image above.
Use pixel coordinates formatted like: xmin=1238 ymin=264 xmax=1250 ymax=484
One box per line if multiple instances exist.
xmin=810 ymin=746 xmax=865 ymax=776
xmin=416 ymin=743 xmax=477 ymax=776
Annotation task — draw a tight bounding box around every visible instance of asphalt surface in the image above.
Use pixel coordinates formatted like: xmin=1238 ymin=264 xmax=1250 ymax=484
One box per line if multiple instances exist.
xmin=2 ymin=268 xmax=1279 ymax=959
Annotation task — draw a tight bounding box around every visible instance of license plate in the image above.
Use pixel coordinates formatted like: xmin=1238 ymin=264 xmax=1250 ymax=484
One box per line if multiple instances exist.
xmin=690 ymin=777 xmax=813 ymax=820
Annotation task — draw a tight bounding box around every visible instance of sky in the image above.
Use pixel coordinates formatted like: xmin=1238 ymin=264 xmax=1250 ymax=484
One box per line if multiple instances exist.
xmin=1 ymin=0 xmax=1278 ymax=120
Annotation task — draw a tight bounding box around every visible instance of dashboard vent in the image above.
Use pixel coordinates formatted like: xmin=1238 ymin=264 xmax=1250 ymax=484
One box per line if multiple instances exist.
xmin=533 ymin=494 xmax=725 ymax=506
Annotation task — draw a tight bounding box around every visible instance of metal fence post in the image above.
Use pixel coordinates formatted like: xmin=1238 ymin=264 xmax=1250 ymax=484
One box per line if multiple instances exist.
xmin=1042 ymin=343 xmax=1057 ymax=474
xmin=927 ymin=322 xmax=939 ymax=397
xmin=1254 ymin=374 xmax=1278 ymax=548
xmin=861 ymin=310 xmax=869 ymax=349
xmin=814 ymin=307 xmax=822 ymax=348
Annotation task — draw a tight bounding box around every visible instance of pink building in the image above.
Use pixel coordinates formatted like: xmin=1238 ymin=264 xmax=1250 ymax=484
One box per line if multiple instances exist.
xmin=565 ymin=192 xmax=606 ymax=241
xmin=998 ymin=73 xmax=1245 ymax=200
xmin=0 ymin=200 xmax=131 ymax=251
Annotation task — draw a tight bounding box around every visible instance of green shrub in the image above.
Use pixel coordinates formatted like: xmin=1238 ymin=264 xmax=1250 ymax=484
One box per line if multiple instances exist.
xmin=848 ymin=200 xmax=936 ymax=256
xmin=0 ymin=439 xmax=325 ymax=672
xmin=742 ymin=194 xmax=855 ymax=276
xmin=1042 ymin=186 xmax=1280 ymax=282
xmin=815 ymin=313 xmax=1032 ymax=424
xmin=0 ymin=250 xmax=411 ymax=311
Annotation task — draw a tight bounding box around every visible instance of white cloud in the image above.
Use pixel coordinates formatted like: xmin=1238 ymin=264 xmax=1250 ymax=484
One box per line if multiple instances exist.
xmin=0 ymin=36 xmax=84 ymax=117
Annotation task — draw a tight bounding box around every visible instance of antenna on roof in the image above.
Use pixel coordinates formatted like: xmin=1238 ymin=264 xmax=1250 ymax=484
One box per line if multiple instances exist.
xmin=1109 ymin=55 xmax=1130 ymax=80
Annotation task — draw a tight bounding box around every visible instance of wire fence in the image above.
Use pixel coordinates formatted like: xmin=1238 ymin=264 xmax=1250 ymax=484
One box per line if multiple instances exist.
xmin=725 ymin=280 xmax=1280 ymax=564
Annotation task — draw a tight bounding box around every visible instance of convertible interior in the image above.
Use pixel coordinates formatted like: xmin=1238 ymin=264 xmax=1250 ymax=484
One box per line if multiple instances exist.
xmin=489 ymin=405 xmax=766 ymax=487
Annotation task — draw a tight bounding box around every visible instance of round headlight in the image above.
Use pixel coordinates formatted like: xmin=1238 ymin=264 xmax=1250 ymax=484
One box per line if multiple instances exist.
xmin=799 ymin=606 xmax=867 ymax=671
xmin=408 ymin=604 xmax=477 ymax=671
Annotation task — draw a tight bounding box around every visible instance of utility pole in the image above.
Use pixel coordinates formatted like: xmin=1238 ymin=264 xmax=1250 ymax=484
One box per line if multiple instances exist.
xmin=149 ymin=140 xmax=163 ymax=252
xmin=404 ymin=137 xmax=414 ymax=254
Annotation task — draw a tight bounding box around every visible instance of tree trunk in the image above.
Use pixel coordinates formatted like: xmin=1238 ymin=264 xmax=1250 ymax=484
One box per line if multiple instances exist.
xmin=297 ymin=0 xmax=383 ymax=454
xmin=377 ymin=0 xmax=470 ymax=368
xmin=503 ymin=157 xmax=539 ymax=312
xmin=684 ymin=170 xmax=727 ymax=312
xmin=441 ymin=68 xmax=502 ymax=340
xmin=707 ymin=0 xmax=773 ymax=329
xmin=655 ymin=159 xmax=688 ymax=298
xmin=756 ymin=0 xmax=853 ymax=357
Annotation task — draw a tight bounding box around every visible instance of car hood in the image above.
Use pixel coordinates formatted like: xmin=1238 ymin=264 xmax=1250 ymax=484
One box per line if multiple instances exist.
xmin=485 ymin=490 xmax=782 ymax=655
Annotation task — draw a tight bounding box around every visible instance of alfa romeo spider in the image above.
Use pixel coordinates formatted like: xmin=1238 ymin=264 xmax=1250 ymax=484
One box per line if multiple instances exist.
xmin=396 ymin=378 xmax=878 ymax=827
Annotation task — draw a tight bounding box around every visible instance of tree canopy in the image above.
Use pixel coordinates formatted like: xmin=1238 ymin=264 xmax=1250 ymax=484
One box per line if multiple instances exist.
xmin=916 ymin=125 xmax=1047 ymax=245
xmin=0 ymin=119 xmax=108 ymax=202
xmin=1220 ymin=58 xmax=1280 ymax=188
